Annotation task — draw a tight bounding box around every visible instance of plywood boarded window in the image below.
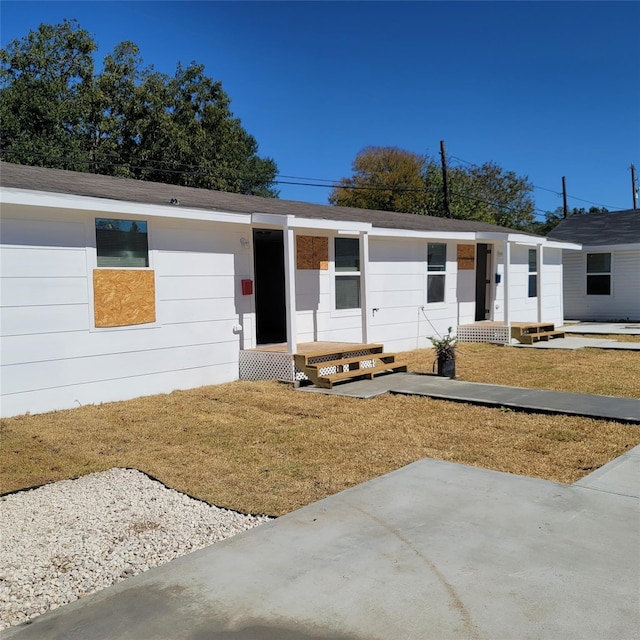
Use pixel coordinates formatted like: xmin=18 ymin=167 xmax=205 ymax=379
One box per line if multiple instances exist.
xmin=457 ymin=244 xmax=475 ymax=270
xmin=93 ymin=269 xmax=156 ymax=327
xmin=296 ymin=236 xmax=329 ymax=270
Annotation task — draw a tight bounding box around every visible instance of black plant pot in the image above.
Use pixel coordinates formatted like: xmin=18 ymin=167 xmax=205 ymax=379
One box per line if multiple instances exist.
xmin=437 ymin=356 xmax=456 ymax=378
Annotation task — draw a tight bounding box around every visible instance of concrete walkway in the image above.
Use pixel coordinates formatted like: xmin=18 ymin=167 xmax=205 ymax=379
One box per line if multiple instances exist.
xmin=300 ymin=372 xmax=640 ymax=423
xmin=513 ymin=336 xmax=640 ymax=350
xmin=7 ymin=447 xmax=639 ymax=640
xmin=560 ymin=322 xmax=640 ymax=335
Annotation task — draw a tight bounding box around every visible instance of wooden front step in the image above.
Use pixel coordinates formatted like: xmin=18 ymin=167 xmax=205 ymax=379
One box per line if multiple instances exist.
xmin=294 ymin=344 xmax=406 ymax=389
xmin=511 ymin=323 xmax=565 ymax=345
xmin=316 ymin=361 xmax=408 ymax=389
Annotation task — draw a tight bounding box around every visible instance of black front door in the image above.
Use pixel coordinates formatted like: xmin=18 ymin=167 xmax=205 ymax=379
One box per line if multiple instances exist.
xmin=253 ymin=229 xmax=287 ymax=344
xmin=475 ymin=244 xmax=491 ymax=321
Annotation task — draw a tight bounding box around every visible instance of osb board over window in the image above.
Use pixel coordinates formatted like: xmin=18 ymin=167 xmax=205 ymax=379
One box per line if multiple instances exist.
xmin=93 ymin=270 xmax=156 ymax=327
xmin=457 ymin=244 xmax=475 ymax=270
xmin=297 ymin=236 xmax=329 ymax=270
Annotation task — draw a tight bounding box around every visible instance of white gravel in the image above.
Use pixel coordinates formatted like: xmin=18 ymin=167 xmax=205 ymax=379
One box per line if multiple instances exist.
xmin=0 ymin=468 xmax=272 ymax=630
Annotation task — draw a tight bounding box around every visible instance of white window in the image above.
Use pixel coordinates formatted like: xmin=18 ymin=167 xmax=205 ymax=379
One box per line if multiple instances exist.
xmin=528 ymin=248 xmax=537 ymax=298
xmin=427 ymin=243 xmax=446 ymax=303
xmin=335 ymin=237 xmax=360 ymax=310
xmin=96 ymin=218 xmax=149 ymax=268
xmin=586 ymin=253 xmax=611 ymax=295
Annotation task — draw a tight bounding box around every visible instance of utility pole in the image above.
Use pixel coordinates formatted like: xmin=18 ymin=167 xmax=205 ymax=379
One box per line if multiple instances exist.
xmin=562 ymin=176 xmax=568 ymax=218
xmin=632 ymin=164 xmax=638 ymax=210
xmin=440 ymin=140 xmax=451 ymax=218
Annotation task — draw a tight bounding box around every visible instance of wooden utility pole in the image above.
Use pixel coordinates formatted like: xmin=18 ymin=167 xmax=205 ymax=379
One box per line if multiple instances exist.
xmin=632 ymin=164 xmax=638 ymax=210
xmin=440 ymin=140 xmax=451 ymax=218
xmin=562 ymin=176 xmax=568 ymax=218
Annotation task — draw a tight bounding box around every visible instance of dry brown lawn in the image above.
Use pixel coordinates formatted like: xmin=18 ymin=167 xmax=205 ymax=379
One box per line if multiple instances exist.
xmin=1 ymin=344 xmax=638 ymax=516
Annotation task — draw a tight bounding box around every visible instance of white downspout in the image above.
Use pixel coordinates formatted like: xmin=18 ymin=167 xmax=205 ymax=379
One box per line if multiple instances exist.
xmin=283 ymin=223 xmax=297 ymax=353
xmin=360 ymin=230 xmax=370 ymax=344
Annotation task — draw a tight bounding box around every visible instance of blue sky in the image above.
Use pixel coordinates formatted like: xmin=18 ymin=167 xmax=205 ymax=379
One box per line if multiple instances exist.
xmin=2 ymin=1 xmax=639 ymax=221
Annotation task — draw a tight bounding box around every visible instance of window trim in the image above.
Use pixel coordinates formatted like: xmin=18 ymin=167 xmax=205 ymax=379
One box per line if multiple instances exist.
xmin=87 ymin=217 xmax=159 ymax=332
xmin=95 ymin=217 xmax=150 ymax=269
xmin=527 ymin=248 xmax=538 ymax=298
xmin=586 ymin=252 xmax=612 ymax=296
xmin=333 ymin=236 xmax=361 ymax=312
xmin=426 ymin=242 xmax=447 ymax=305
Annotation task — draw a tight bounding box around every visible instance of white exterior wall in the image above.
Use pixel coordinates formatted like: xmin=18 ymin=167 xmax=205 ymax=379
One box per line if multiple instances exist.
xmin=0 ymin=206 xmax=252 ymax=417
xmin=507 ymin=244 xmax=539 ymax=322
xmin=563 ymin=249 xmax=640 ymax=321
xmin=366 ymin=238 xmax=460 ymax=352
xmin=491 ymin=244 xmax=564 ymax=325
xmin=294 ymin=233 xmax=363 ymax=344
xmin=540 ymin=247 xmax=565 ymax=326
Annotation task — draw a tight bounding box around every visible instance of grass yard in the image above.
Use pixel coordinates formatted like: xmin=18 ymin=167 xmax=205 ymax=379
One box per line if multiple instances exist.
xmin=1 ymin=344 xmax=638 ymax=516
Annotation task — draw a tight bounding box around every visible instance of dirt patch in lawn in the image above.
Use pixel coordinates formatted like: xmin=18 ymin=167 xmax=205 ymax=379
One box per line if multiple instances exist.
xmin=2 ymin=342 xmax=638 ymax=516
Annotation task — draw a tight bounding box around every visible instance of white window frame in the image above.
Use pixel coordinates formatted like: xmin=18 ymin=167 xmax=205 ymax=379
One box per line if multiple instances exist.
xmin=332 ymin=236 xmax=361 ymax=314
xmin=528 ymin=248 xmax=538 ymax=298
xmin=95 ymin=217 xmax=150 ymax=268
xmin=86 ymin=216 xmax=159 ymax=332
xmin=426 ymin=242 xmax=447 ymax=305
xmin=586 ymin=252 xmax=612 ymax=296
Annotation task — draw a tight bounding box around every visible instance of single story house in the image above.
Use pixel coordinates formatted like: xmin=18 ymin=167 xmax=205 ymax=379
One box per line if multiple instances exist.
xmin=1 ymin=162 xmax=578 ymax=417
xmin=548 ymin=209 xmax=640 ymax=322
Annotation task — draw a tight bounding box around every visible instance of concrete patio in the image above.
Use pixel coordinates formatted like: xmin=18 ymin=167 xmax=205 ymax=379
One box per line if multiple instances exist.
xmin=6 ymin=446 xmax=639 ymax=640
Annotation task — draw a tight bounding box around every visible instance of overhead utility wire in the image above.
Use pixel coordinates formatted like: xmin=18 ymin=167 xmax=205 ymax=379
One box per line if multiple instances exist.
xmin=0 ymin=148 xmax=545 ymax=218
xmin=2 ymin=148 xmax=620 ymax=216
xmin=448 ymin=151 xmax=625 ymax=211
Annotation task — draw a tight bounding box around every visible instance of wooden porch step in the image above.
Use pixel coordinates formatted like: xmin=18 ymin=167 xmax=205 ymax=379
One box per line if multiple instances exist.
xmin=517 ymin=330 xmax=565 ymax=345
xmin=294 ymin=343 xmax=384 ymax=369
xmin=305 ymin=353 xmax=401 ymax=372
xmin=316 ymin=361 xmax=408 ymax=389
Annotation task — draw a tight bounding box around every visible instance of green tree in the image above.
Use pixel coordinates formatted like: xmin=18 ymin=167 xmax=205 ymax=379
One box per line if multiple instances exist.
xmin=431 ymin=161 xmax=536 ymax=229
xmin=329 ymin=146 xmax=536 ymax=230
xmin=0 ymin=19 xmax=96 ymax=170
xmin=1 ymin=21 xmax=278 ymax=196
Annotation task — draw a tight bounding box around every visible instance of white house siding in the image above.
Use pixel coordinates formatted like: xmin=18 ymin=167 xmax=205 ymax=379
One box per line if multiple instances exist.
xmin=563 ymin=249 xmax=640 ymax=321
xmin=0 ymin=208 xmax=251 ymax=417
xmin=540 ymin=248 xmax=564 ymax=326
xmin=507 ymin=244 xmax=538 ymax=322
xmin=366 ymin=238 xmax=460 ymax=352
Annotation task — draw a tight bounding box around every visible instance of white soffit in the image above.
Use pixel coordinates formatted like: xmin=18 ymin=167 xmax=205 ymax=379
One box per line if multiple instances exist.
xmin=251 ymin=212 xmax=371 ymax=233
xmin=0 ymin=187 xmax=252 ymax=225
xmin=368 ymin=228 xmax=475 ymax=240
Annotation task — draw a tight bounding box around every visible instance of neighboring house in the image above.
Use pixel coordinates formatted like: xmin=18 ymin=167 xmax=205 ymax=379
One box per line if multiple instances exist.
xmin=548 ymin=209 xmax=640 ymax=322
xmin=0 ymin=162 xmax=577 ymax=417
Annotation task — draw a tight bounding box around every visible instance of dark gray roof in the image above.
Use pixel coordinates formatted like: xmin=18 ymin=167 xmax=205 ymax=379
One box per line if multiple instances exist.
xmin=548 ymin=209 xmax=640 ymax=245
xmin=0 ymin=161 xmax=532 ymax=236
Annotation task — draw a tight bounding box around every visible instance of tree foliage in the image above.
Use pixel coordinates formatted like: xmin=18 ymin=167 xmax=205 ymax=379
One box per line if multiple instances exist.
xmin=0 ymin=20 xmax=278 ymax=196
xmin=328 ymin=147 xmax=431 ymax=213
xmin=329 ymin=146 xmax=536 ymax=230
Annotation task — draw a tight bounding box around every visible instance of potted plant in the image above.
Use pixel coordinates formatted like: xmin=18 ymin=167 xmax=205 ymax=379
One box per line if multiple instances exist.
xmin=429 ymin=327 xmax=457 ymax=378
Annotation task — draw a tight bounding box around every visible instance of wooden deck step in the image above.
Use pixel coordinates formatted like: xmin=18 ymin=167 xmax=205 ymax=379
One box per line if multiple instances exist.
xmin=517 ymin=330 xmax=565 ymax=345
xmin=305 ymin=353 xmax=401 ymax=372
xmin=294 ymin=342 xmax=407 ymax=388
xmin=294 ymin=343 xmax=384 ymax=369
xmin=316 ymin=362 xmax=408 ymax=389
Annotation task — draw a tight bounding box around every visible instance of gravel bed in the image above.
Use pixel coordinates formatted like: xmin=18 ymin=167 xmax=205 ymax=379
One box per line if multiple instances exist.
xmin=0 ymin=468 xmax=272 ymax=630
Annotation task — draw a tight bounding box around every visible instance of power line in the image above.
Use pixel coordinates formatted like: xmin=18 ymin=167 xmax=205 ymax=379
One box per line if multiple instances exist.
xmin=448 ymin=149 xmax=627 ymax=211
xmin=0 ymin=147 xmax=621 ymax=219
